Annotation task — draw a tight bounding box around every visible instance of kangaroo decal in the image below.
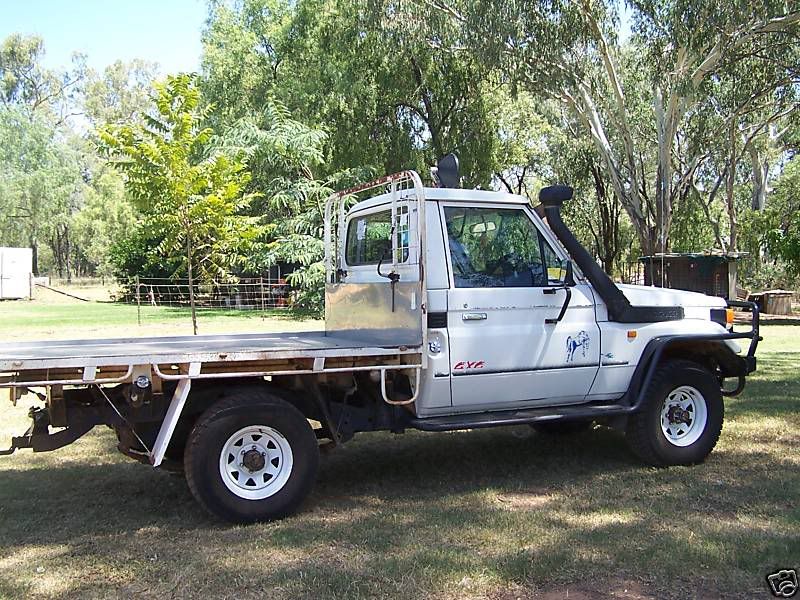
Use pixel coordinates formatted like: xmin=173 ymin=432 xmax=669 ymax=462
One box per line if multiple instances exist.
xmin=566 ymin=330 xmax=590 ymax=363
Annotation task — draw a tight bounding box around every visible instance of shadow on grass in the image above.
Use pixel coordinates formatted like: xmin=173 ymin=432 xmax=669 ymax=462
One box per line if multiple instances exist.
xmin=0 ymin=424 xmax=797 ymax=599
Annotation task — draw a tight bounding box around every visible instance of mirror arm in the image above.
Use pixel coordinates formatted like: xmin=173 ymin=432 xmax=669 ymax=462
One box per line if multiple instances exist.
xmin=545 ymin=287 xmax=572 ymax=325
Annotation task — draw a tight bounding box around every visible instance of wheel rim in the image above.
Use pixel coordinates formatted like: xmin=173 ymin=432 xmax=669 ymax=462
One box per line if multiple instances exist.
xmin=659 ymin=385 xmax=708 ymax=447
xmin=218 ymin=425 xmax=294 ymax=500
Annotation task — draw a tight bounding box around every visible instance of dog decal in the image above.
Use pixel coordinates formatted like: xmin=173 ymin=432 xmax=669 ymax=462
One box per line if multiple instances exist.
xmin=566 ymin=330 xmax=590 ymax=363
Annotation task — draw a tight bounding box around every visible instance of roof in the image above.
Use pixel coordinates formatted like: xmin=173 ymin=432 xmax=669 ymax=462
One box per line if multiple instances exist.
xmin=349 ymin=187 xmax=531 ymax=214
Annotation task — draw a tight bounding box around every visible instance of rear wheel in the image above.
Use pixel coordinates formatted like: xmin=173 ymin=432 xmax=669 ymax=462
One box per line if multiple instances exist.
xmin=626 ymin=360 xmax=723 ymax=466
xmin=184 ymin=388 xmax=319 ymax=523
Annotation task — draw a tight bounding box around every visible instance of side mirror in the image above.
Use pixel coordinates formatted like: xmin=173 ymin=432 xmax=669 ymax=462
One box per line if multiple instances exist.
xmin=564 ymin=260 xmax=576 ymax=287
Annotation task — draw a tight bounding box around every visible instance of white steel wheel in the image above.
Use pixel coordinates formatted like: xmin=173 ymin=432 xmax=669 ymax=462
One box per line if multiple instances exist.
xmin=218 ymin=425 xmax=294 ymax=500
xmin=659 ymin=385 xmax=708 ymax=447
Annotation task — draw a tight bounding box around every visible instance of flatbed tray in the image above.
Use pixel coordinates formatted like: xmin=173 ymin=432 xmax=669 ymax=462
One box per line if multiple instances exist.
xmin=0 ymin=330 xmax=420 ymax=371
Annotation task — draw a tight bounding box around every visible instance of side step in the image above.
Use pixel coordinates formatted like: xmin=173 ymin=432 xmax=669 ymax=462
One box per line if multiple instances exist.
xmin=408 ymin=403 xmax=633 ymax=432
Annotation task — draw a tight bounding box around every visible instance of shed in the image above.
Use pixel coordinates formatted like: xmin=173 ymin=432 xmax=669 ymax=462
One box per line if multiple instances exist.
xmin=0 ymin=247 xmax=33 ymax=300
xmin=638 ymin=252 xmax=746 ymax=300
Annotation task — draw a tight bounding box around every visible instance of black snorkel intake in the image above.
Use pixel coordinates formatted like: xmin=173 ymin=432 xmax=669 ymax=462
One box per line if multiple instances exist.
xmin=539 ymin=185 xmax=683 ymax=324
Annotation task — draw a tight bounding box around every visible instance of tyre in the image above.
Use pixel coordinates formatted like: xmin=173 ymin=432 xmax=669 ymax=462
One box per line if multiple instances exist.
xmin=184 ymin=387 xmax=319 ymax=524
xmin=626 ymin=359 xmax=723 ymax=466
xmin=531 ymin=420 xmax=593 ymax=435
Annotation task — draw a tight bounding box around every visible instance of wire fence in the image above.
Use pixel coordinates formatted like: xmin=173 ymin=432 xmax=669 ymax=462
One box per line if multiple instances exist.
xmin=118 ymin=277 xmax=292 ymax=311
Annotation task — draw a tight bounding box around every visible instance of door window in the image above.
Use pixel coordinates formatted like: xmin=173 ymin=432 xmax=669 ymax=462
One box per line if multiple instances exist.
xmin=444 ymin=206 xmax=563 ymax=288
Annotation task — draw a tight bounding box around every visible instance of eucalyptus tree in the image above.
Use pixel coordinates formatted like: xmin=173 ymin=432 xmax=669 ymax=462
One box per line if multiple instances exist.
xmin=83 ymin=59 xmax=159 ymax=128
xmin=0 ymin=107 xmax=82 ymax=275
xmin=401 ymin=0 xmax=800 ymax=255
xmin=0 ymin=33 xmax=86 ymax=123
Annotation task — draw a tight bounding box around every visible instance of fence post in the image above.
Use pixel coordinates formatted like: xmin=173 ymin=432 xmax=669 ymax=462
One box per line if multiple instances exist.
xmin=135 ymin=276 xmax=141 ymax=326
xmin=260 ymin=277 xmax=265 ymax=312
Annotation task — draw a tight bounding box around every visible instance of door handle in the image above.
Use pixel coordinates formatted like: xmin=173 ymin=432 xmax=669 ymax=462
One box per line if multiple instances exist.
xmin=462 ymin=312 xmax=488 ymax=321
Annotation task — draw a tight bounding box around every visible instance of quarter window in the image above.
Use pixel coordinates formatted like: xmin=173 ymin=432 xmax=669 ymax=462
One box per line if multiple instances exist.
xmin=444 ymin=206 xmax=564 ymax=288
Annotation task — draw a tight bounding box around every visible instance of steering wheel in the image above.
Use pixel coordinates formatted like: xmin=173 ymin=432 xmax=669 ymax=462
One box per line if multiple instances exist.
xmin=487 ymin=251 xmax=529 ymax=276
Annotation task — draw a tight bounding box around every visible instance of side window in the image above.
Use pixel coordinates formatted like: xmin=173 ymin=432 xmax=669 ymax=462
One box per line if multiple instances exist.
xmin=444 ymin=206 xmax=559 ymax=288
xmin=541 ymin=238 xmax=567 ymax=284
xmin=345 ymin=210 xmax=409 ymax=266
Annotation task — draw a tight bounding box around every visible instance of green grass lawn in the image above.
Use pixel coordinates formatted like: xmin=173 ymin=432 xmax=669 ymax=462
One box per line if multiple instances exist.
xmin=0 ymin=292 xmax=321 ymax=342
xmin=0 ymin=322 xmax=797 ymax=599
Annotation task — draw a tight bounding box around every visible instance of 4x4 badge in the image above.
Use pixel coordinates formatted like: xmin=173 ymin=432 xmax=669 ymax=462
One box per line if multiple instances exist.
xmin=453 ymin=361 xmax=484 ymax=370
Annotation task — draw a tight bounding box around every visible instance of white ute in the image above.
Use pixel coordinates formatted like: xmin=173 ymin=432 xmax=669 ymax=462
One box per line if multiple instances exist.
xmin=0 ymin=163 xmax=760 ymax=523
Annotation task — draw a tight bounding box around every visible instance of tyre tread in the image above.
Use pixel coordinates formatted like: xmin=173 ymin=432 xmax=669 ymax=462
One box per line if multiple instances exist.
xmin=626 ymin=359 xmax=723 ymax=467
xmin=184 ymin=387 xmax=318 ymax=523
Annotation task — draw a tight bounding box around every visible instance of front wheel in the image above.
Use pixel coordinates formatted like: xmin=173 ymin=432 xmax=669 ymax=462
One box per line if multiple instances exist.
xmin=184 ymin=388 xmax=319 ymax=523
xmin=626 ymin=360 xmax=723 ymax=466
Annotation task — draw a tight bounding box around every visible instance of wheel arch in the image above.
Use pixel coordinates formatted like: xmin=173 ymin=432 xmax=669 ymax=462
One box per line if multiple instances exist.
xmin=163 ymin=378 xmax=323 ymax=460
xmin=626 ymin=335 xmax=750 ymax=412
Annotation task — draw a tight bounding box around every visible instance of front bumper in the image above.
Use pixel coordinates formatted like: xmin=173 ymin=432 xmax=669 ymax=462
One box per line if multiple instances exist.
xmin=726 ymin=299 xmax=760 ymax=375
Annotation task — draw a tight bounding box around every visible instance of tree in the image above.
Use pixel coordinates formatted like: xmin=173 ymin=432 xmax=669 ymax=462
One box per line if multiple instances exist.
xmin=764 ymin=157 xmax=800 ymax=276
xmin=0 ymin=33 xmax=86 ymax=123
xmin=83 ymin=59 xmax=158 ymax=127
xmin=70 ymin=166 xmax=137 ymax=278
xmin=0 ymin=106 xmax=82 ymax=275
xmin=401 ymin=0 xmax=800 ymax=254
xmin=202 ymin=0 xmax=504 ymax=186
xmin=217 ymin=98 xmax=361 ymax=312
xmin=100 ymin=74 xmax=260 ymax=333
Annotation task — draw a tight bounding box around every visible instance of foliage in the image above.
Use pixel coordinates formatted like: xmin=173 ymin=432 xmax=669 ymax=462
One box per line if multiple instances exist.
xmin=0 ymin=33 xmax=86 ymax=122
xmin=395 ymin=0 xmax=800 ymax=256
xmin=83 ymin=59 xmax=159 ymax=128
xmin=0 ymin=106 xmax=83 ymax=275
xmin=202 ymin=0 xmax=503 ymax=186
xmin=70 ymin=167 xmax=137 ymax=278
xmin=0 ymin=33 xmax=135 ymax=280
xmin=99 ymin=74 xmax=261 ymax=285
xmin=215 ymin=98 xmax=354 ymax=312
xmin=3 ymin=3 xmax=800 ymax=295
xmin=763 ymin=158 xmax=800 ymax=278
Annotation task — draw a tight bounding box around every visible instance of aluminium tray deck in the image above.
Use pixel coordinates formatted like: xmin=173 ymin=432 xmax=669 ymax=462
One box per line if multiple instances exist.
xmin=0 ymin=330 xmax=420 ymax=371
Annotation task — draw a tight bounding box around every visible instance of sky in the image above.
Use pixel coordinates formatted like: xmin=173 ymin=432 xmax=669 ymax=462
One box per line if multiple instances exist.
xmin=0 ymin=0 xmax=207 ymax=75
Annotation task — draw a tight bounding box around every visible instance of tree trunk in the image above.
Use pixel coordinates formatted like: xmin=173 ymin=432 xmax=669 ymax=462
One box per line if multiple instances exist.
xmin=64 ymin=227 xmax=72 ymax=282
xmin=653 ymin=88 xmax=674 ymax=257
xmin=30 ymin=237 xmax=39 ymax=277
xmin=748 ymin=143 xmax=769 ymax=211
xmin=726 ymin=123 xmax=738 ymax=251
xmin=590 ymin=164 xmax=620 ymax=275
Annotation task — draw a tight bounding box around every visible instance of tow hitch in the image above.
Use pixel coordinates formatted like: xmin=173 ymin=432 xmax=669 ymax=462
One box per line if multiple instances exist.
xmin=0 ymin=405 xmax=93 ymax=455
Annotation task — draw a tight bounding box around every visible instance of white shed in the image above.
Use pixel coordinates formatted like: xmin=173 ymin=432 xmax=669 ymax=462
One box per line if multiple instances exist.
xmin=0 ymin=247 xmax=33 ymax=300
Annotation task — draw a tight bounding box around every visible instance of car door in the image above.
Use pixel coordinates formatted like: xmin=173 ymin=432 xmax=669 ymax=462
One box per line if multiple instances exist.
xmin=442 ymin=202 xmax=600 ymax=411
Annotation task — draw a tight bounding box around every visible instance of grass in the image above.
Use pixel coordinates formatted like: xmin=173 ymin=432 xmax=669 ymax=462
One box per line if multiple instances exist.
xmin=0 ymin=285 xmax=321 ymax=341
xmin=0 ymin=303 xmax=798 ymax=598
